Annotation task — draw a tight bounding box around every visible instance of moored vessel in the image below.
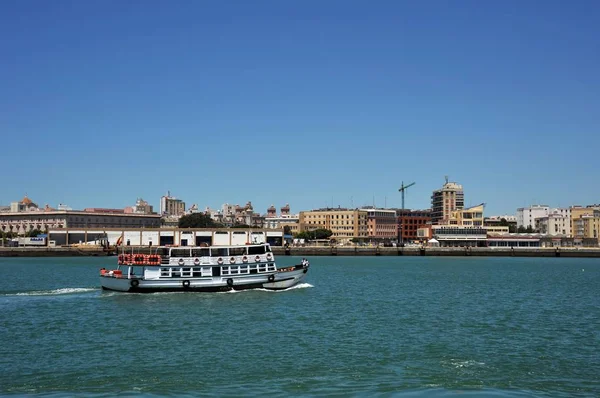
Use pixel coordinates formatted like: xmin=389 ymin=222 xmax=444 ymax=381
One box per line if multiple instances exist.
xmin=100 ymin=243 xmax=309 ymax=292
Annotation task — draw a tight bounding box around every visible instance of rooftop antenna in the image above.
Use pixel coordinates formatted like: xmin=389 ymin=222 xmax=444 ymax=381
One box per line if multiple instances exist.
xmin=445 ymin=175 xmax=449 ymax=184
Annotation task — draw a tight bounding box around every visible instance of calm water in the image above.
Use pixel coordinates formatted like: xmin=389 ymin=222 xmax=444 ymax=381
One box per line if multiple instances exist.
xmin=0 ymin=256 xmax=599 ymax=397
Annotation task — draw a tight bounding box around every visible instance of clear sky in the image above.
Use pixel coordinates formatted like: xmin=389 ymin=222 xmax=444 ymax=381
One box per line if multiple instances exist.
xmin=1 ymin=0 xmax=599 ymax=215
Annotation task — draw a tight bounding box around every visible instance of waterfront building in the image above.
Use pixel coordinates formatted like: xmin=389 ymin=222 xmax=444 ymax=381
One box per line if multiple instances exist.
xmin=483 ymin=225 xmax=510 ymax=234
xmin=47 ymin=227 xmax=285 ymax=247
xmin=572 ymin=210 xmax=600 ymax=241
xmin=1 ymin=209 xmax=161 ymax=235
xmin=535 ymin=209 xmax=571 ymax=236
xmin=360 ymin=207 xmax=397 ymax=242
xmin=445 ymin=204 xmax=484 ymax=227
xmin=160 ymin=191 xmax=185 ymax=216
xmin=516 ymin=205 xmax=549 ymax=229
xmin=431 ymin=178 xmax=464 ymax=224
xmin=570 ymin=206 xmax=600 ymax=239
xmin=431 ymin=225 xmax=487 ymax=247
xmin=487 ymin=233 xmax=541 ymax=247
xmin=396 ymin=209 xmax=432 ymax=243
xmin=299 ymin=208 xmax=368 ymax=242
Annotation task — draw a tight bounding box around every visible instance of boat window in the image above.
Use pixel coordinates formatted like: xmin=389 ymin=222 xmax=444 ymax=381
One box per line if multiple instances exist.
xmin=192 ymin=248 xmax=210 ymax=257
xmin=248 ymin=245 xmax=266 ymax=255
xmin=211 ymin=248 xmax=228 ymax=257
xmin=171 ymin=248 xmax=191 ymax=257
xmin=156 ymin=247 xmax=170 ymax=256
xmin=230 ymin=247 xmax=246 ymax=256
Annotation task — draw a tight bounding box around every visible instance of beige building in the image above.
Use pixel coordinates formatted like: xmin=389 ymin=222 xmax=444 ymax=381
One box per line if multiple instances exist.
xmin=160 ymin=192 xmax=185 ymax=216
xmin=572 ymin=209 xmax=600 ymax=240
xmin=1 ymin=210 xmax=161 ymax=235
xmin=535 ymin=211 xmax=571 ymax=236
xmin=0 ymin=195 xmax=162 ymax=235
xmin=444 ymin=204 xmax=484 ymax=227
xmin=361 ymin=208 xmax=397 ymax=241
xmin=431 ymin=179 xmax=464 ymax=224
xmin=299 ymin=208 xmax=369 ymax=241
xmin=570 ymin=206 xmax=600 ymax=238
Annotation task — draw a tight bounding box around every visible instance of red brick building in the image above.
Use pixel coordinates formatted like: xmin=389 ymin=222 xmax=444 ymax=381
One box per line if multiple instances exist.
xmin=397 ymin=209 xmax=432 ymax=243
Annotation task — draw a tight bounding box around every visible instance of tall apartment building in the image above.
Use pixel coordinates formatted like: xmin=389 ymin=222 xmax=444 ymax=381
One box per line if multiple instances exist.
xmin=160 ymin=192 xmax=185 ymax=216
xmin=431 ymin=179 xmax=464 ymax=224
xmin=299 ymin=208 xmax=368 ymax=242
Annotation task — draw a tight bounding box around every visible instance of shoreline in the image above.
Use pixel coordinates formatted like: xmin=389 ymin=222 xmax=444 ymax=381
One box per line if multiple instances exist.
xmin=2 ymin=246 xmax=600 ymax=258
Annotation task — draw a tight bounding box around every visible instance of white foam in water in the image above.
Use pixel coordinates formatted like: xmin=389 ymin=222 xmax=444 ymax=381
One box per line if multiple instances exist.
xmin=254 ymin=283 xmax=314 ymax=293
xmin=14 ymin=287 xmax=97 ymax=296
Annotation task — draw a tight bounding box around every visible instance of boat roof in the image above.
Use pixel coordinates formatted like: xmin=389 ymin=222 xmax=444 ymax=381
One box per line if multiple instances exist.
xmin=161 ymin=243 xmax=270 ymax=249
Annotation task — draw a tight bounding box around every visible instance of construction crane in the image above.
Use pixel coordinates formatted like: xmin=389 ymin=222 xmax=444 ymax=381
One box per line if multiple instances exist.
xmin=398 ymin=181 xmax=416 ymax=211
xmin=398 ymin=181 xmax=416 ymax=245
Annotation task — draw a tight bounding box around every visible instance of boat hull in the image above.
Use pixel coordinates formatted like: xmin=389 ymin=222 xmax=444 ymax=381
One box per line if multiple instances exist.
xmin=100 ymin=266 xmax=308 ymax=293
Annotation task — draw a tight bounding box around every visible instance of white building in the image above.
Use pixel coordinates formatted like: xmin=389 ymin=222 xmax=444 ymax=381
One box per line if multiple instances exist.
xmin=516 ymin=205 xmax=549 ymax=229
xmin=535 ymin=208 xmax=572 ymax=236
xmin=264 ymin=214 xmax=299 ymax=229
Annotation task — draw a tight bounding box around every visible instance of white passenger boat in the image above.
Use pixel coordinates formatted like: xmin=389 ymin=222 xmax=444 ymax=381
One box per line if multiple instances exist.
xmin=100 ymin=243 xmax=309 ymax=292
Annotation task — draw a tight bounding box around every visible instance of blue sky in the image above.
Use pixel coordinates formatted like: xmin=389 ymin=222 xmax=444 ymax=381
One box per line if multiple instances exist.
xmin=1 ymin=0 xmax=599 ymax=215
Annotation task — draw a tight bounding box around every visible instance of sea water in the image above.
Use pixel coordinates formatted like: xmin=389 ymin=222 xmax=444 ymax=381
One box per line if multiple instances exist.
xmin=0 ymin=256 xmax=598 ymax=397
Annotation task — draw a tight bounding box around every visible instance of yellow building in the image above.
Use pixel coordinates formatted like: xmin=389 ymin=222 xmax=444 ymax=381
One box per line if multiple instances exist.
xmin=573 ymin=212 xmax=600 ymax=240
xmin=445 ymin=204 xmax=484 ymax=227
xmin=571 ymin=206 xmax=600 ymax=238
xmin=299 ymin=208 xmax=369 ymax=241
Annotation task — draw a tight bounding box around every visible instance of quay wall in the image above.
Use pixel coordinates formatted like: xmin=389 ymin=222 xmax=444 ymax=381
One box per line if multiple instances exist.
xmin=272 ymin=246 xmax=600 ymax=258
xmin=2 ymin=246 xmax=600 ymax=258
xmin=0 ymin=247 xmax=110 ymax=257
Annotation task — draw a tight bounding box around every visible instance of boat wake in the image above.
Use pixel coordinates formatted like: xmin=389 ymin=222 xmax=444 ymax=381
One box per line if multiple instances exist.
xmin=11 ymin=287 xmax=98 ymax=297
xmin=226 ymin=283 xmax=314 ymax=294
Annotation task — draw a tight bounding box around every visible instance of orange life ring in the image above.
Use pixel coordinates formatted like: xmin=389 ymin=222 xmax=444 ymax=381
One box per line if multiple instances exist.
xmin=117 ymin=255 xmax=125 ymax=265
xmin=134 ymin=254 xmax=145 ymax=265
xmin=143 ymin=255 xmax=150 ymax=264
